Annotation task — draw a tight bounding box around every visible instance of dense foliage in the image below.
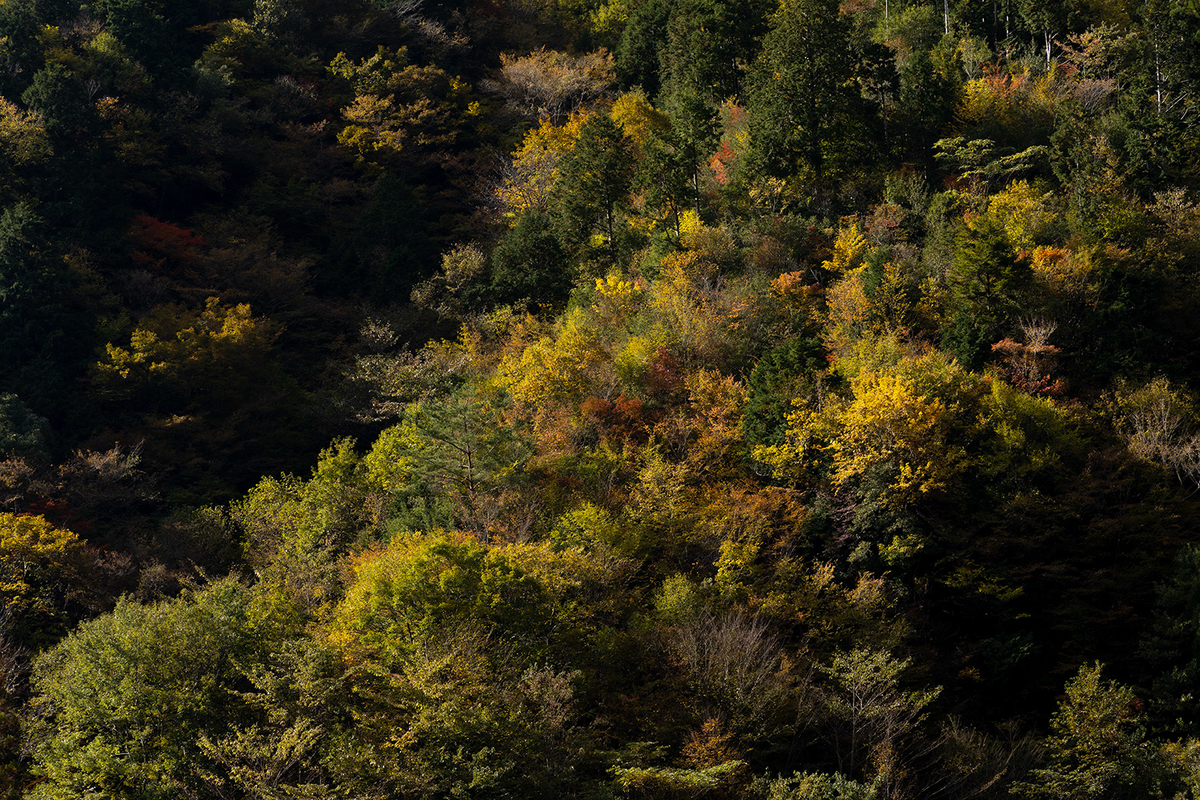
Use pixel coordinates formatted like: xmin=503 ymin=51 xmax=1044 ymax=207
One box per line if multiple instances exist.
xmin=0 ymin=0 xmax=1200 ymax=795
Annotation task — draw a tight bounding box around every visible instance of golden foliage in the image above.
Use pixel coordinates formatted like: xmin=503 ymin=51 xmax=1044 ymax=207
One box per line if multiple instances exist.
xmin=497 ymin=307 xmax=607 ymax=407
xmin=0 ymin=98 xmax=50 ymax=165
xmin=985 ymin=180 xmax=1059 ymax=252
xmin=824 ymin=261 xmax=932 ymax=355
xmin=829 ymin=371 xmax=965 ymax=505
xmin=93 ymin=298 xmax=278 ymax=399
xmin=820 ymin=223 xmax=869 ymax=275
xmin=330 ymin=47 xmax=466 ymax=163
xmin=0 ymin=513 xmax=86 ymax=632
xmin=609 ymin=89 xmax=668 ymax=151
xmin=956 ymin=67 xmax=1062 ymax=140
xmin=756 ymin=350 xmax=980 ymax=509
xmin=496 ymin=111 xmax=590 ymax=218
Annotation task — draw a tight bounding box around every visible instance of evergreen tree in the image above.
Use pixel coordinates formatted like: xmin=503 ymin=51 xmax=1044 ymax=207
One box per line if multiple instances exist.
xmin=746 ymin=0 xmax=876 ymax=207
xmin=942 ymin=216 xmax=1032 ymax=368
xmin=0 ymin=203 xmax=70 ymax=410
xmin=554 ymin=113 xmax=633 ymax=267
xmin=491 ymin=208 xmax=572 ymax=308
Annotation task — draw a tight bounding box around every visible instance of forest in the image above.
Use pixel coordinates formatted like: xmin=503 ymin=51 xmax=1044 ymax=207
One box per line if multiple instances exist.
xmin=1 ymin=0 xmax=1200 ymax=795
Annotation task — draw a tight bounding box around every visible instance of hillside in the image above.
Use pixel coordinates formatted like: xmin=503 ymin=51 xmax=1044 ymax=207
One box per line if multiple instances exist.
xmin=2 ymin=0 xmax=1200 ymax=796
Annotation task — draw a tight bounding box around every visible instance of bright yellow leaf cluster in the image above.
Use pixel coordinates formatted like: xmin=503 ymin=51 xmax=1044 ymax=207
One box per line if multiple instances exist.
xmin=93 ymin=298 xmax=276 ymax=398
xmin=497 ymin=308 xmax=606 ymax=407
xmin=756 ymin=356 xmax=974 ymax=509
xmin=497 ymin=110 xmax=590 ymax=219
xmin=830 ymin=371 xmax=964 ymax=505
xmin=821 ymin=222 xmax=869 ymax=275
xmin=0 ymin=97 xmax=50 ymax=165
xmin=609 ymin=89 xmax=668 ymax=151
xmin=0 ymin=512 xmax=84 ymax=623
xmin=984 ymin=179 xmax=1059 ymax=252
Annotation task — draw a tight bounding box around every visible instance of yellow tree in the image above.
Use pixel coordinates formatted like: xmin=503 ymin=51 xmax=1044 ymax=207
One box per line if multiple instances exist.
xmin=497 ymin=111 xmax=590 ymax=220
xmin=0 ymin=512 xmax=89 ymax=643
xmin=0 ymin=98 xmax=50 ymax=201
xmin=330 ymin=46 xmax=472 ymax=167
xmin=755 ymin=353 xmax=977 ymax=514
xmin=829 ymin=371 xmax=966 ymax=509
xmin=610 ymin=89 xmax=669 ymax=155
xmin=92 ymin=297 xmax=279 ymax=404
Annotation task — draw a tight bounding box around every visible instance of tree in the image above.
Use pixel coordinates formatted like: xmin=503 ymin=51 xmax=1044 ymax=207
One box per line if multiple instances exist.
xmin=91 ymin=297 xmax=281 ymax=412
xmin=1017 ymin=0 xmax=1086 ymax=67
xmin=743 ymin=334 xmax=828 ymax=450
xmin=331 ymin=533 xmax=548 ymax=663
xmin=896 ymin=48 xmax=958 ymax=165
xmin=615 ymin=0 xmax=674 ymax=95
xmin=1012 ymin=662 xmax=1169 ymax=799
xmin=647 ymin=92 xmax=719 ymax=221
xmin=0 ymin=513 xmax=89 ymax=646
xmin=1111 ymin=376 xmax=1200 ymax=488
xmin=491 ymin=208 xmax=573 ymax=308
xmin=666 ymin=610 xmax=795 ymax=735
xmin=0 ymin=203 xmax=70 ymax=409
xmin=362 ymin=395 xmax=532 ymax=539
xmin=234 ymin=437 xmax=372 ymax=574
xmin=0 ymin=393 xmax=50 ymax=462
xmin=553 ymin=111 xmax=633 ymax=266
xmin=89 ymin=0 xmax=175 ymax=79
xmin=822 ymin=648 xmax=940 ymax=795
xmin=828 ymin=370 xmax=967 ymax=510
xmin=657 ymin=0 xmax=769 ymax=107
xmin=0 ymin=0 xmax=46 ymax=99
xmin=497 ymin=111 xmax=590 ymax=219
xmin=27 ymin=579 xmax=264 ymax=798
xmin=746 ymin=0 xmax=875 ymax=206
xmin=326 ymin=530 xmax=622 ymax=797
xmin=942 ymin=216 xmax=1033 ymax=368
xmin=0 ymin=98 xmax=50 ymax=205
xmin=494 ymin=48 xmax=614 ymax=125
xmin=330 ymin=45 xmax=468 ymax=169
xmin=757 ymin=771 xmax=879 ymax=799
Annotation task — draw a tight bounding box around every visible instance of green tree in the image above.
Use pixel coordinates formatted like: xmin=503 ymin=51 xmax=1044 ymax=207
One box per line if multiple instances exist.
xmin=743 ymin=334 xmax=827 ymax=450
xmin=615 ymin=0 xmax=674 ymax=95
xmin=757 ymin=770 xmax=879 ymax=799
xmin=328 ymin=534 xmax=608 ymax=797
xmin=363 ymin=396 xmax=532 ymax=539
xmin=0 ymin=0 xmax=46 ymax=99
xmin=0 ymin=203 xmax=70 ymax=409
xmin=490 ymin=208 xmax=573 ymax=308
xmin=652 ymin=93 xmax=719 ymax=220
xmin=822 ymin=648 xmax=940 ymax=795
xmin=942 ymin=216 xmax=1033 ymax=368
xmin=896 ymin=47 xmax=958 ymax=165
xmin=746 ymin=0 xmax=875 ymax=206
xmin=1012 ymin=662 xmax=1170 ymax=799
xmin=20 ymin=64 xmax=96 ymax=143
xmin=658 ymin=0 xmax=769 ymax=106
xmin=332 ymin=533 xmax=547 ymax=660
xmin=27 ymin=579 xmax=263 ymax=799
xmin=0 ymin=393 xmax=50 ymax=461
xmin=554 ymin=112 xmax=634 ymax=267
